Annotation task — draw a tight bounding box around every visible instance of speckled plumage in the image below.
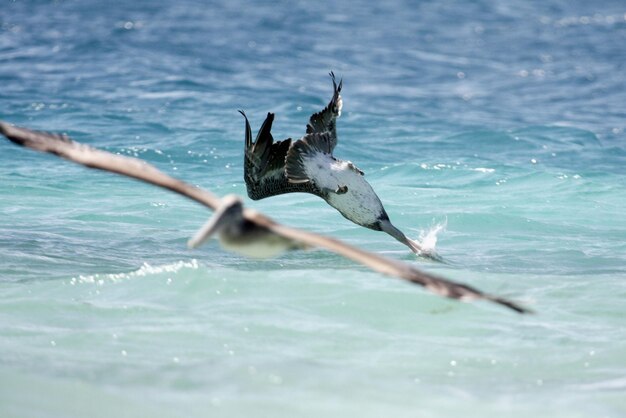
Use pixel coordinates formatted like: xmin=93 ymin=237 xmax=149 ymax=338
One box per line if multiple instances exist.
xmin=242 ymin=73 xmax=434 ymax=258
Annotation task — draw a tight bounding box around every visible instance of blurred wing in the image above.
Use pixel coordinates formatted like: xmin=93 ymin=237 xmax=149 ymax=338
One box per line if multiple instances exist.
xmin=0 ymin=120 xmax=530 ymax=314
xmin=249 ymin=213 xmax=531 ymax=314
xmin=0 ymin=122 xmax=222 ymax=210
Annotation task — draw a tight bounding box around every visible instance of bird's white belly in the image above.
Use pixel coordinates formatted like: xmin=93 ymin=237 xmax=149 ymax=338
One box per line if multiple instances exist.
xmin=303 ymin=153 xmax=385 ymax=227
xmin=220 ymin=234 xmax=292 ymax=259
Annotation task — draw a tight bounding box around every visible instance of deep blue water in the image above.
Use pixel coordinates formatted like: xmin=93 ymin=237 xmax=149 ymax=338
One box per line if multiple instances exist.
xmin=1 ymin=1 xmax=625 ymax=417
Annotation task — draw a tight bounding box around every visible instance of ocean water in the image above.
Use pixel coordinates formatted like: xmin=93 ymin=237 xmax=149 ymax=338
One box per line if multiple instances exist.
xmin=1 ymin=0 xmax=625 ymax=416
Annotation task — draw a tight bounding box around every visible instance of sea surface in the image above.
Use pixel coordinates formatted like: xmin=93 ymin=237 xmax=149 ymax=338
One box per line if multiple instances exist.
xmin=1 ymin=1 xmax=625 ymax=417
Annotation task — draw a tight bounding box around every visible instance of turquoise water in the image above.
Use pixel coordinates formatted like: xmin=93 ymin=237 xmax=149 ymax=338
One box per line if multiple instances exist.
xmin=1 ymin=1 xmax=625 ymax=417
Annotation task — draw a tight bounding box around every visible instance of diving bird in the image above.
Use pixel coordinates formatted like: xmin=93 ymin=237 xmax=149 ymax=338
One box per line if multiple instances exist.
xmin=0 ymin=120 xmax=530 ymax=313
xmin=242 ymin=73 xmax=434 ymax=258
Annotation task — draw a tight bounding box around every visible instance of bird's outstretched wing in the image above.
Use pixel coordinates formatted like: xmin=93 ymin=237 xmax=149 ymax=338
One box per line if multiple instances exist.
xmin=306 ymin=71 xmax=342 ymax=152
xmin=0 ymin=120 xmax=531 ymax=314
xmin=0 ymin=122 xmax=222 ymax=210
xmin=241 ymin=111 xmax=320 ymax=200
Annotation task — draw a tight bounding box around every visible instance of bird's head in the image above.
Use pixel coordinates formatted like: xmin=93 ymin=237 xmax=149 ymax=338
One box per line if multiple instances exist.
xmin=187 ymin=194 xmax=244 ymax=249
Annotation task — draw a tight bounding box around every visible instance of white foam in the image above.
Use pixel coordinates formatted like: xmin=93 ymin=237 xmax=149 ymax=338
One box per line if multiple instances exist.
xmin=69 ymin=259 xmax=200 ymax=285
xmin=472 ymin=167 xmax=495 ymax=173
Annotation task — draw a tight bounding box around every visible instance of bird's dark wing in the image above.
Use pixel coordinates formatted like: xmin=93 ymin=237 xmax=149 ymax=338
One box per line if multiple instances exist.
xmin=305 ymin=71 xmax=342 ymax=153
xmin=0 ymin=120 xmax=531 ymax=314
xmin=241 ymin=111 xmax=320 ymax=200
xmin=284 ymin=132 xmax=334 ymax=184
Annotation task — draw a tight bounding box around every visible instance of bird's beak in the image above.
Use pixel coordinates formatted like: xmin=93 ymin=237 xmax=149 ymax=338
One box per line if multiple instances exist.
xmin=187 ymin=195 xmax=242 ymax=249
xmin=187 ymin=214 xmax=224 ymax=249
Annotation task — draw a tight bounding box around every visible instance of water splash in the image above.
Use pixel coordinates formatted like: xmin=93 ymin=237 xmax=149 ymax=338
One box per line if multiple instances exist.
xmin=417 ymin=218 xmax=447 ymax=255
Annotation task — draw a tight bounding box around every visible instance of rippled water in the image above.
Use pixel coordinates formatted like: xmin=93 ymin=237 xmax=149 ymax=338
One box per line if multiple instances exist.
xmin=1 ymin=1 xmax=625 ymax=417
